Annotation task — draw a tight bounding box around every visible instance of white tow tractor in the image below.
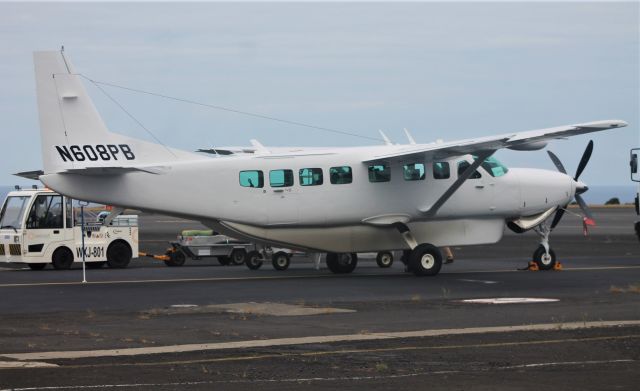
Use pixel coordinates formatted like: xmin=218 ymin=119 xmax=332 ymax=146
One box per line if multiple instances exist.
xmin=0 ymin=187 xmax=138 ymax=270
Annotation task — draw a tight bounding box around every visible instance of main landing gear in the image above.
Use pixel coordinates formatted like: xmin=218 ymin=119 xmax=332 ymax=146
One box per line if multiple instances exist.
xmin=394 ymin=223 xmax=444 ymax=277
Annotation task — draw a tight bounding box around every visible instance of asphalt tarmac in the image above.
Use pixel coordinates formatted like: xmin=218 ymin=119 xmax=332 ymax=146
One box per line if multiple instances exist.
xmin=0 ymin=207 xmax=639 ymax=390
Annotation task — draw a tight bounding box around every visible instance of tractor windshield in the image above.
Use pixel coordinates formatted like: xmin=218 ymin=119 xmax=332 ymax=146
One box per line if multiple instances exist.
xmin=0 ymin=196 xmax=30 ymax=230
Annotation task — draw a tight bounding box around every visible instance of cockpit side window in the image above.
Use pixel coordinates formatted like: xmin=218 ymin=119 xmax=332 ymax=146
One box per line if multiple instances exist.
xmin=475 ymin=155 xmax=509 ymax=177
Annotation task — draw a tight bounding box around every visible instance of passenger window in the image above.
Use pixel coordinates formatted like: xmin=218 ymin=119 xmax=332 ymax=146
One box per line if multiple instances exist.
xmin=403 ymin=163 xmax=425 ymax=181
xmin=270 ymin=169 xmax=294 ymax=187
xmin=239 ymin=170 xmax=264 ymax=188
xmin=457 ymin=161 xmax=481 ymax=179
xmin=26 ymin=195 xmax=63 ymax=229
xmin=368 ymin=164 xmax=390 ymax=183
xmin=330 ymin=166 xmax=352 ymax=184
xmin=299 ymin=168 xmax=323 ymax=186
xmin=433 ymin=162 xmax=450 ymax=179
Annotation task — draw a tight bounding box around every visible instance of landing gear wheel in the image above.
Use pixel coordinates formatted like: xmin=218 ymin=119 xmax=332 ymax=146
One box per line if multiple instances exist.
xmin=165 ymin=251 xmax=186 ymax=267
xmin=272 ymin=251 xmax=291 ymax=271
xmin=87 ymin=261 xmax=106 ymax=269
xmin=409 ymin=244 xmax=442 ymax=276
xmin=533 ymin=246 xmax=556 ymax=271
xmin=28 ymin=263 xmax=46 ymax=270
xmin=326 ymin=252 xmax=358 ymax=274
xmin=245 ymin=250 xmax=263 ymax=270
xmin=52 ymin=247 xmax=74 ymax=270
xmin=230 ymin=249 xmax=246 ymax=265
xmin=217 ymin=256 xmax=231 ymax=266
xmin=106 ymin=241 xmax=132 ymax=269
xmin=376 ymin=251 xmax=394 ymax=268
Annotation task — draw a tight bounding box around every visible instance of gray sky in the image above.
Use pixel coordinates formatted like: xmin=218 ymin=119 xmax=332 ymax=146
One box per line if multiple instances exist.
xmin=0 ymin=2 xmax=638 ymax=186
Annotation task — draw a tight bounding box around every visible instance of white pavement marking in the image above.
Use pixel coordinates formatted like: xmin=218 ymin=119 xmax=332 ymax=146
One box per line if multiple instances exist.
xmin=499 ymin=359 xmax=634 ymax=370
xmin=0 ymin=360 xmax=636 ymax=389
xmin=457 ymin=279 xmax=499 ymax=284
xmin=0 ymin=361 xmax=58 ymax=368
xmin=461 ymin=298 xmax=560 ymax=304
xmin=2 ymin=264 xmax=640 ymax=288
xmin=2 ymin=320 xmax=639 ymax=361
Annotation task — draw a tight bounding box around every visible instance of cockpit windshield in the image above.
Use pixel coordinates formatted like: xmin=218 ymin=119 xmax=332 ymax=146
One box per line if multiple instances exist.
xmin=0 ymin=196 xmax=30 ymax=230
xmin=474 ymin=156 xmax=509 ymax=177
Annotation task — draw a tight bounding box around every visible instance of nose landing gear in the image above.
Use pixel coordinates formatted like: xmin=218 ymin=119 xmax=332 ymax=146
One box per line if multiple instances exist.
xmin=530 ymin=223 xmax=561 ymax=271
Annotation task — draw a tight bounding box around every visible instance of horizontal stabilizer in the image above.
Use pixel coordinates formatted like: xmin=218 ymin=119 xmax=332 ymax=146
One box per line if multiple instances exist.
xmin=14 ymin=170 xmax=45 ymax=180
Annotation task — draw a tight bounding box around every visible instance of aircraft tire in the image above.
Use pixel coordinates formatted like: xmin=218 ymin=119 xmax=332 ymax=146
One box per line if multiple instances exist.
xmin=106 ymin=241 xmax=132 ymax=269
xmin=272 ymin=251 xmax=290 ymax=271
xmin=230 ymin=249 xmax=246 ymax=265
xmin=376 ymin=251 xmax=394 ymax=268
xmin=245 ymin=251 xmax=263 ymax=270
xmin=87 ymin=261 xmax=106 ymax=269
xmin=28 ymin=263 xmax=46 ymax=271
xmin=532 ymin=246 xmax=556 ymax=271
xmin=52 ymin=247 xmax=74 ymax=270
xmin=326 ymin=252 xmax=358 ymax=274
xmin=409 ymin=244 xmax=442 ymax=276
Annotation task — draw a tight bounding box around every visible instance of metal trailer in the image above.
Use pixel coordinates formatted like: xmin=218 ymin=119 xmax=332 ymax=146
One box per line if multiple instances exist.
xmin=162 ymin=231 xmax=252 ymax=267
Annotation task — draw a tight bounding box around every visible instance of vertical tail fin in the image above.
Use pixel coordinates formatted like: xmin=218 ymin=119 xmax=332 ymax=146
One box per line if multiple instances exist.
xmin=34 ymin=50 xmax=113 ymax=173
xmin=34 ymin=49 xmax=199 ymax=174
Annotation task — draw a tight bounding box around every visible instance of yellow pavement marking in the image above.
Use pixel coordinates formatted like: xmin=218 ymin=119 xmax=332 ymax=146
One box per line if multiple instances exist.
xmin=3 ymin=320 xmax=639 ymax=361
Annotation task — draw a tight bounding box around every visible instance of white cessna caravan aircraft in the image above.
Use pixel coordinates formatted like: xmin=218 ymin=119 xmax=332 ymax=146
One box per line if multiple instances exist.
xmin=28 ymin=50 xmax=628 ymax=276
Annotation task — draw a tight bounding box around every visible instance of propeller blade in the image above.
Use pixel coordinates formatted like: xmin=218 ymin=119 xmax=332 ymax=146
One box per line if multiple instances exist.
xmin=550 ymin=207 xmax=566 ymax=230
xmin=547 ymin=151 xmax=567 ymax=174
xmin=575 ymin=193 xmax=594 ymax=221
xmin=574 ymin=140 xmax=594 ymax=180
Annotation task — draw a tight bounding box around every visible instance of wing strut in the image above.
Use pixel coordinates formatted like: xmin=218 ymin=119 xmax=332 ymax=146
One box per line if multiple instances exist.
xmin=421 ymin=150 xmax=495 ymax=217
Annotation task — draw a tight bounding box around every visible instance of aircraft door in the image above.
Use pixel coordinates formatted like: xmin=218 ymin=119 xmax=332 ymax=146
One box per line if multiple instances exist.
xmin=453 ymin=160 xmax=495 ymax=214
xmin=23 ymin=194 xmax=67 ymax=258
xmin=265 ymin=169 xmax=299 ymax=225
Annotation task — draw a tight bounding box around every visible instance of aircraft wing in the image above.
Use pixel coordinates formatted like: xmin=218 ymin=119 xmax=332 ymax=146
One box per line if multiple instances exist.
xmin=362 ymin=120 xmax=628 ymax=163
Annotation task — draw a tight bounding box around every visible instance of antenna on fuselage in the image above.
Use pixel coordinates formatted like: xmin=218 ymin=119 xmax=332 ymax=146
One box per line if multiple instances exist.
xmin=403 ymin=128 xmax=417 ymax=145
xmin=378 ymin=130 xmax=393 ymax=145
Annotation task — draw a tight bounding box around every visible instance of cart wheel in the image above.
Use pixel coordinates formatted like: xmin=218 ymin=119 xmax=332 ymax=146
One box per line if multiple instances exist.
xmin=376 ymin=251 xmax=394 ymax=268
xmin=217 ymin=256 xmax=231 ymax=266
xmin=230 ymin=249 xmax=246 ymax=265
xmin=165 ymin=251 xmax=186 ymax=267
xmin=272 ymin=251 xmax=290 ymax=271
xmin=245 ymin=251 xmax=263 ymax=270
